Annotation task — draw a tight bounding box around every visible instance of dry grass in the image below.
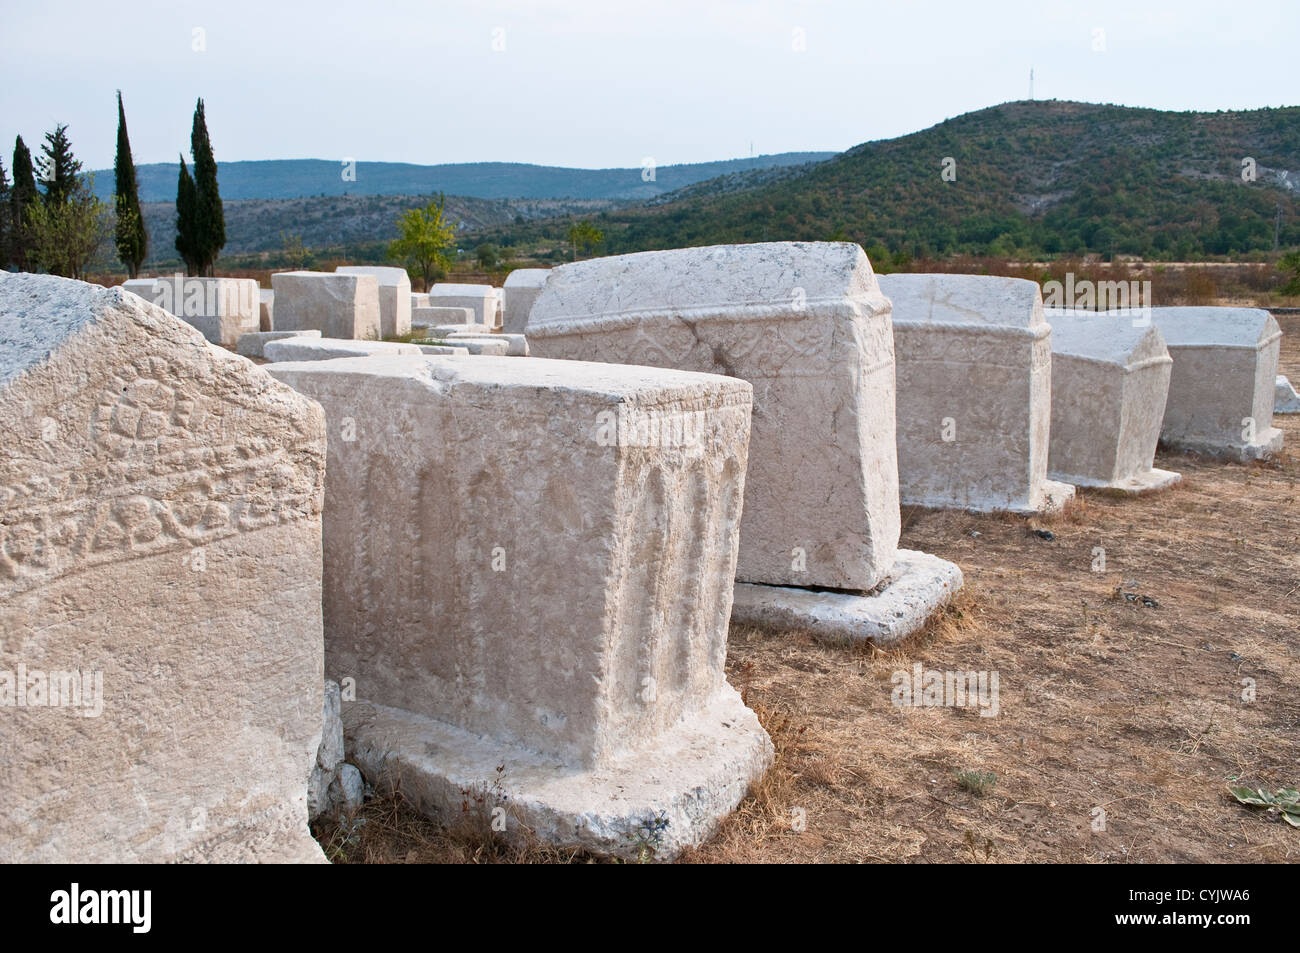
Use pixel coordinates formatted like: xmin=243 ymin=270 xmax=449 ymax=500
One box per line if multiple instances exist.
xmin=321 ymin=314 xmax=1300 ymax=864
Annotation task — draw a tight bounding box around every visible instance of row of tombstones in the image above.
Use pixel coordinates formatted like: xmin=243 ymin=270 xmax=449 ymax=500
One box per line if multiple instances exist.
xmin=0 ymin=241 xmax=1288 ymax=863
xmin=120 ymin=267 xmax=548 ymax=345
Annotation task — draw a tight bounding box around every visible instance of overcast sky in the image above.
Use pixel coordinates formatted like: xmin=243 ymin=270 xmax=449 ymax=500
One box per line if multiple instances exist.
xmin=1 ymin=0 xmax=1295 ymax=174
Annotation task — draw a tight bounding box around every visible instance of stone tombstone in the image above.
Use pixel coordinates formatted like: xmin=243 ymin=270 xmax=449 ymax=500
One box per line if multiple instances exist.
xmin=265 ymin=354 xmax=772 ymax=859
xmin=411 ymin=306 xmax=475 ymax=334
xmin=528 ymin=241 xmax=901 ymax=591
xmin=1045 ymin=310 xmax=1180 ymax=493
xmin=426 ymin=283 xmax=497 ymax=329
xmin=0 ymin=274 xmax=326 ymax=863
xmin=236 ymin=329 xmax=321 ymax=360
xmin=271 ymin=271 xmax=381 ymax=341
xmin=138 ymin=276 xmax=261 ymax=348
xmin=443 ymin=330 xmax=529 ymax=356
xmin=878 ymin=273 xmax=1075 ymax=513
xmin=121 ymin=277 xmax=159 ymax=299
xmin=262 ymin=337 xmax=421 ymax=362
xmin=335 ymin=265 xmax=412 ymax=339
xmin=503 ymin=268 xmax=549 ymax=334
xmin=1276 ymin=375 xmax=1300 ymax=414
xmin=1148 ymin=307 xmax=1284 ymax=460
xmin=259 ymin=289 xmax=274 ymax=332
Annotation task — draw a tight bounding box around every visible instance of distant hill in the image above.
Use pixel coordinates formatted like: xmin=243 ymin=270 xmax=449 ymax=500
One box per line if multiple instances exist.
xmin=94 ymin=152 xmax=834 ymax=203
xmin=136 ymin=192 xmax=616 ymax=267
xmin=471 ymin=101 xmax=1300 ymax=260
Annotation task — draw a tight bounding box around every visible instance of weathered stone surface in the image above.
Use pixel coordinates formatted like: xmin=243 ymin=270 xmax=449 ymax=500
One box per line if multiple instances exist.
xmin=308 ymin=680 xmax=345 ymax=820
xmin=1148 ymin=307 xmax=1283 ymax=460
xmin=529 ymin=241 xmax=901 ymax=591
xmin=131 ymin=276 xmax=261 ymax=347
xmin=410 ymin=293 xmax=429 ymax=311
xmin=878 ymin=273 xmax=1075 ymax=513
xmin=414 ymin=344 xmax=467 ymax=356
xmin=731 ymin=550 xmax=964 ymax=644
xmin=236 ymin=329 xmax=321 ymax=360
xmin=265 ymin=354 xmax=771 ymax=859
xmin=263 ymin=337 xmax=420 ymax=362
xmin=259 ymin=289 xmax=274 ymax=332
xmin=427 ymin=283 xmax=497 ymax=328
xmin=335 ymin=266 xmax=412 ymax=339
xmin=503 ymin=268 xmax=549 ymax=333
xmin=1045 ymin=310 xmax=1180 ymax=493
xmin=1277 ymin=375 xmax=1300 ymax=414
xmin=414 ymin=337 xmax=509 ymax=356
xmin=271 ymin=271 xmax=381 ymax=340
xmin=0 ymin=274 xmax=326 ymax=863
xmin=448 ymin=330 xmax=529 ymax=356
xmin=412 ymin=307 xmax=478 ymax=333
xmin=121 ymin=277 xmax=159 ymax=299
xmin=424 ymin=321 xmax=482 ymax=336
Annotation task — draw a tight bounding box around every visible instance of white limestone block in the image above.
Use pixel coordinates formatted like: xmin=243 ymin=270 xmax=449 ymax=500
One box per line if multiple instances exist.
xmin=529 ymin=241 xmax=901 ymax=591
xmin=428 ymin=337 xmax=509 ymax=356
xmin=731 ymin=551 xmax=964 ymax=645
xmin=410 ymin=293 xmax=430 ymax=313
xmin=259 ymin=289 xmax=274 ymax=331
xmin=136 ymin=276 xmax=261 ymax=347
xmin=427 ymin=283 xmax=497 ymax=328
xmin=263 ymin=337 xmax=420 ymax=362
xmin=236 ymin=329 xmax=321 ymax=360
xmin=121 ymin=277 xmax=159 ymax=299
xmin=1045 ymin=309 xmax=1180 ymax=493
xmin=447 ymin=330 xmax=529 ymax=356
xmin=878 ymin=273 xmax=1075 ymax=514
xmin=271 ymin=271 xmax=381 ymax=341
xmin=414 ymin=344 xmax=467 ymax=356
xmin=335 ymin=265 xmax=412 ymax=339
xmin=1276 ymin=375 xmax=1300 ymax=414
xmin=264 ymin=354 xmax=771 ymax=859
xmin=503 ymin=268 xmax=549 ymax=334
xmin=1148 ymin=307 xmax=1283 ymax=460
xmin=412 ymin=307 xmax=479 ymax=333
xmin=0 ymin=274 xmax=327 ymax=863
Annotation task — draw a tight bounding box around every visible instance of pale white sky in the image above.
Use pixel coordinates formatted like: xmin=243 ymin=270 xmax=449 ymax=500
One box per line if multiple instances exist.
xmin=0 ymin=0 xmax=1295 ymax=172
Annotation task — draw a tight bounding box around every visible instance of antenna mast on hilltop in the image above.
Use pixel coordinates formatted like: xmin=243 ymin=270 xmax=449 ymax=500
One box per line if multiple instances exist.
xmin=1029 ymin=68 xmax=1034 ymax=101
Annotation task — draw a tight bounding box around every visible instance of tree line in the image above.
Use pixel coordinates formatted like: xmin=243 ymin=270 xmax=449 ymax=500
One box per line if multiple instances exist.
xmin=1 ymin=96 xmax=226 ymax=279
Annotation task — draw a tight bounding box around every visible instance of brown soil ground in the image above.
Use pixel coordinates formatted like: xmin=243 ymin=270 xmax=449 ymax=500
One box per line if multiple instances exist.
xmin=316 ymin=314 xmax=1300 ymax=864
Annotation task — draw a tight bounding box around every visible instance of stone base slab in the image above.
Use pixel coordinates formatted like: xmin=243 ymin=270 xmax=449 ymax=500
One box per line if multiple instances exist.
xmin=1050 ymin=467 xmax=1182 ymax=495
xmin=343 ymin=688 xmax=773 ymax=862
xmin=1161 ymin=428 xmax=1284 ymax=462
xmin=730 ymin=549 xmax=964 ymax=645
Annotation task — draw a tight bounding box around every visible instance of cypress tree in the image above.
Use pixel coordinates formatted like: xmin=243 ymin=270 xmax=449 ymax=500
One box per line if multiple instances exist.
xmin=113 ymin=91 xmax=148 ymax=278
xmin=0 ymin=156 xmax=9 ymax=270
xmin=190 ymin=99 xmax=224 ymax=275
xmin=10 ymin=136 xmax=39 ymax=271
xmin=175 ymin=155 xmax=198 ymax=277
xmin=36 ymin=124 xmax=82 ymax=207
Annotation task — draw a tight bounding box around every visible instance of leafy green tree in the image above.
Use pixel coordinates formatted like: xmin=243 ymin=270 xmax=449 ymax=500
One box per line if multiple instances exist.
xmin=9 ymin=136 xmax=39 ymax=269
xmin=190 ymin=98 xmax=225 ymax=275
xmin=567 ymin=220 xmax=603 ymax=260
xmin=388 ymin=193 xmax=455 ymax=290
xmin=35 ymin=124 xmax=82 ymax=207
xmin=113 ymin=91 xmax=148 ymax=278
xmin=25 ymin=172 xmax=110 ymax=279
xmin=175 ymin=156 xmax=199 ymax=276
xmin=475 ymin=242 xmax=500 ymax=270
xmin=281 ymin=231 xmax=312 ymax=269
